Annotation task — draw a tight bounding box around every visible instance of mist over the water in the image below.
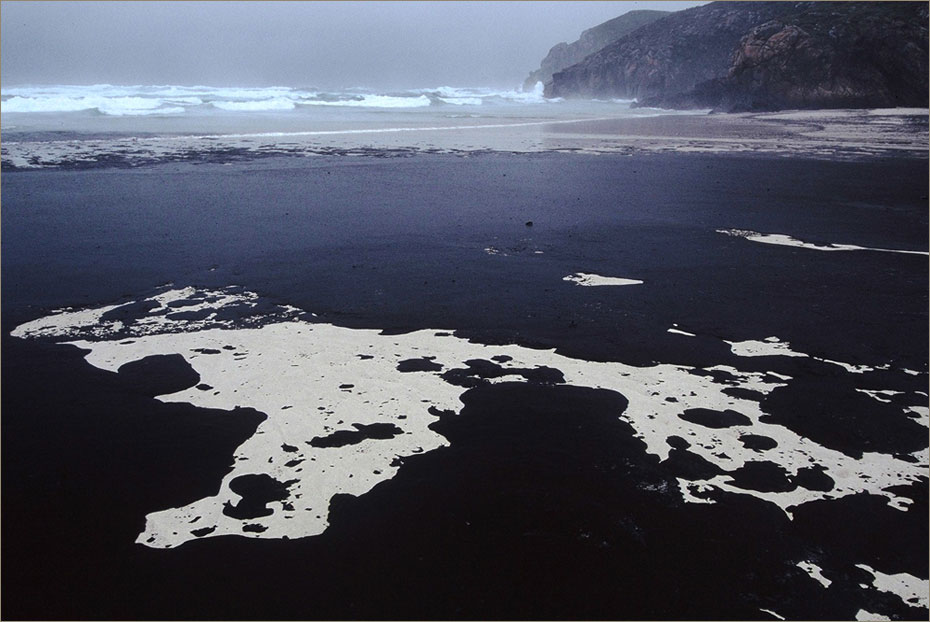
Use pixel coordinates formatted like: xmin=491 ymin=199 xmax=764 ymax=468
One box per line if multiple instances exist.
xmin=1 ymin=1 xmax=705 ymax=89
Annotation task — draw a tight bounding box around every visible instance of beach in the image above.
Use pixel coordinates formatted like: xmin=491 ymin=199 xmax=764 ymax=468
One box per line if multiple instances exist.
xmin=2 ymin=107 xmax=927 ymax=169
xmin=2 ymin=109 xmax=928 ymax=619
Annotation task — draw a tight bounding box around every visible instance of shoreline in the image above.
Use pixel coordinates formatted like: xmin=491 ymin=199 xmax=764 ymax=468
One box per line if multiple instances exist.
xmin=2 ymin=107 xmax=927 ymax=170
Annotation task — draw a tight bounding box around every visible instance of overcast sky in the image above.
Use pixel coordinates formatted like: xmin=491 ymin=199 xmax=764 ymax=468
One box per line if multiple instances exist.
xmin=1 ymin=1 xmax=706 ymax=89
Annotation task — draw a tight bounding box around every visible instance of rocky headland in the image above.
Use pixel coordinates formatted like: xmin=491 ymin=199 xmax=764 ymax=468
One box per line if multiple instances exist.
xmin=523 ymin=9 xmax=669 ymax=90
xmin=543 ymin=1 xmax=929 ymax=112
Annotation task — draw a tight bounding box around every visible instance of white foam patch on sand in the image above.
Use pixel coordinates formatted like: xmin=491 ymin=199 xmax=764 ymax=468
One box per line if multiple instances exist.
xmin=13 ymin=302 xmax=124 ymax=339
xmin=856 ymin=610 xmax=892 ymax=621
xmin=725 ymin=336 xmax=807 ymax=358
xmin=563 ymin=273 xmax=643 ymax=287
xmin=766 ymin=371 xmax=793 ymax=381
xmin=724 ymin=338 xmax=919 ymax=382
xmin=717 ymin=229 xmax=929 ymax=256
xmin=856 ymin=389 xmax=905 ymax=404
xmin=855 ymin=565 xmax=929 ymax=610
xmin=79 ymin=323 xmax=468 ymax=548
xmin=12 ymin=287 xmax=928 ymax=548
xmin=814 ymin=357 xmax=881 ymax=374
xmin=676 ymin=479 xmax=716 ymax=505
xmin=797 ymin=560 xmax=832 ymax=588
xmin=906 ymin=406 xmax=930 ymax=428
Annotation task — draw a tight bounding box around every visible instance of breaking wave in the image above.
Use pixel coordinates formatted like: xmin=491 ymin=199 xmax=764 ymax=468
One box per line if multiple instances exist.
xmin=1 ymin=82 xmax=559 ymax=116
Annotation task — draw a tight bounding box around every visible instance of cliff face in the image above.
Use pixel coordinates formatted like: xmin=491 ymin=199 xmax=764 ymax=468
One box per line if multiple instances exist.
xmin=545 ymin=2 xmax=781 ymax=100
xmin=695 ymin=2 xmax=930 ymax=110
xmin=547 ymin=1 xmax=929 ymax=111
xmin=523 ymin=10 xmax=669 ymax=91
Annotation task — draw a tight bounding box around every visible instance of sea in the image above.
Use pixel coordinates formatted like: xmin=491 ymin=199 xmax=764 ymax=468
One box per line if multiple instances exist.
xmin=0 ymin=82 xmax=718 ymax=168
xmin=0 ymin=81 xmax=697 ymax=136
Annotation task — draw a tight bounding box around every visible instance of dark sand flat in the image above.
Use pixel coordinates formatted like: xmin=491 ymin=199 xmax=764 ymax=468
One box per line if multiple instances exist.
xmin=2 ymin=145 xmax=927 ymax=619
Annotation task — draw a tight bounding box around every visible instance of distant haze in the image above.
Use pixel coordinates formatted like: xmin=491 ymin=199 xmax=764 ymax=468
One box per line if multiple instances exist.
xmin=1 ymin=1 xmax=705 ymax=89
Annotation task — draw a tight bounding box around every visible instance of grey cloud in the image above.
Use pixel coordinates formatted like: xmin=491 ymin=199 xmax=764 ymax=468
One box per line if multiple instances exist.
xmin=1 ymin=1 xmax=706 ymax=88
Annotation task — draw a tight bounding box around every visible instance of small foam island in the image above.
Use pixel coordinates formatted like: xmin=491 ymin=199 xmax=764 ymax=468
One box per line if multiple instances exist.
xmin=717 ymin=229 xmax=929 ymax=256
xmin=563 ymin=272 xmax=643 ymax=286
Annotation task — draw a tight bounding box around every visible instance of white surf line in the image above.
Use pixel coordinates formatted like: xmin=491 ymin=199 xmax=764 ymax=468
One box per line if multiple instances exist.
xmin=855 ymin=565 xmax=929 ymax=611
xmin=0 ymin=115 xmax=633 ymax=147
xmin=563 ymin=273 xmax=643 ymax=287
xmin=208 ymin=115 xmax=631 ymax=140
xmin=796 ymin=560 xmax=832 ymax=588
xmin=12 ymin=287 xmax=928 ymax=548
xmin=717 ymin=229 xmax=929 ymax=256
xmin=759 ymin=608 xmax=786 ymax=620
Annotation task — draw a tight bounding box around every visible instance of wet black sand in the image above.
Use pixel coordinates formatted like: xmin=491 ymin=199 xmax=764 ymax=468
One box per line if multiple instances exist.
xmin=2 ymin=151 xmax=927 ymax=619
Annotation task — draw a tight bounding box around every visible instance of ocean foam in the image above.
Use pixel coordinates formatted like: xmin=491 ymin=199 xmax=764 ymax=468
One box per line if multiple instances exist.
xmin=0 ymin=82 xmax=582 ymax=117
xmin=856 ymin=389 xmax=905 ymax=404
xmin=419 ymin=83 xmax=549 ymax=106
xmin=212 ymin=98 xmax=297 ymax=111
xmin=855 ymin=565 xmax=929 ymax=610
xmin=667 ymin=325 xmax=697 ymax=337
xmin=2 ymin=95 xmax=99 ymax=113
xmin=718 ymin=229 xmax=929 ymax=256
xmin=3 ymin=94 xmax=186 ymax=116
xmin=812 ymin=358 xmax=879 ymax=374
xmin=12 ymin=286 xmax=927 ymax=549
xmin=725 ymin=336 xmax=807 ymax=358
xmin=438 ymin=96 xmax=483 ymax=106
xmin=563 ymin=273 xmax=643 ymax=287
xmin=797 ymin=561 xmax=833 ymax=588
xmin=299 ymin=94 xmax=431 ymax=108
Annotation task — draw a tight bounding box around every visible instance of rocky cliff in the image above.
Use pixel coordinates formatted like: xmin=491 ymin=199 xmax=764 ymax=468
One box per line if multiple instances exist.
xmin=523 ymin=10 xmax=669 ymax=91
xmin=546 ymin=2 xmax=929 ymax=111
